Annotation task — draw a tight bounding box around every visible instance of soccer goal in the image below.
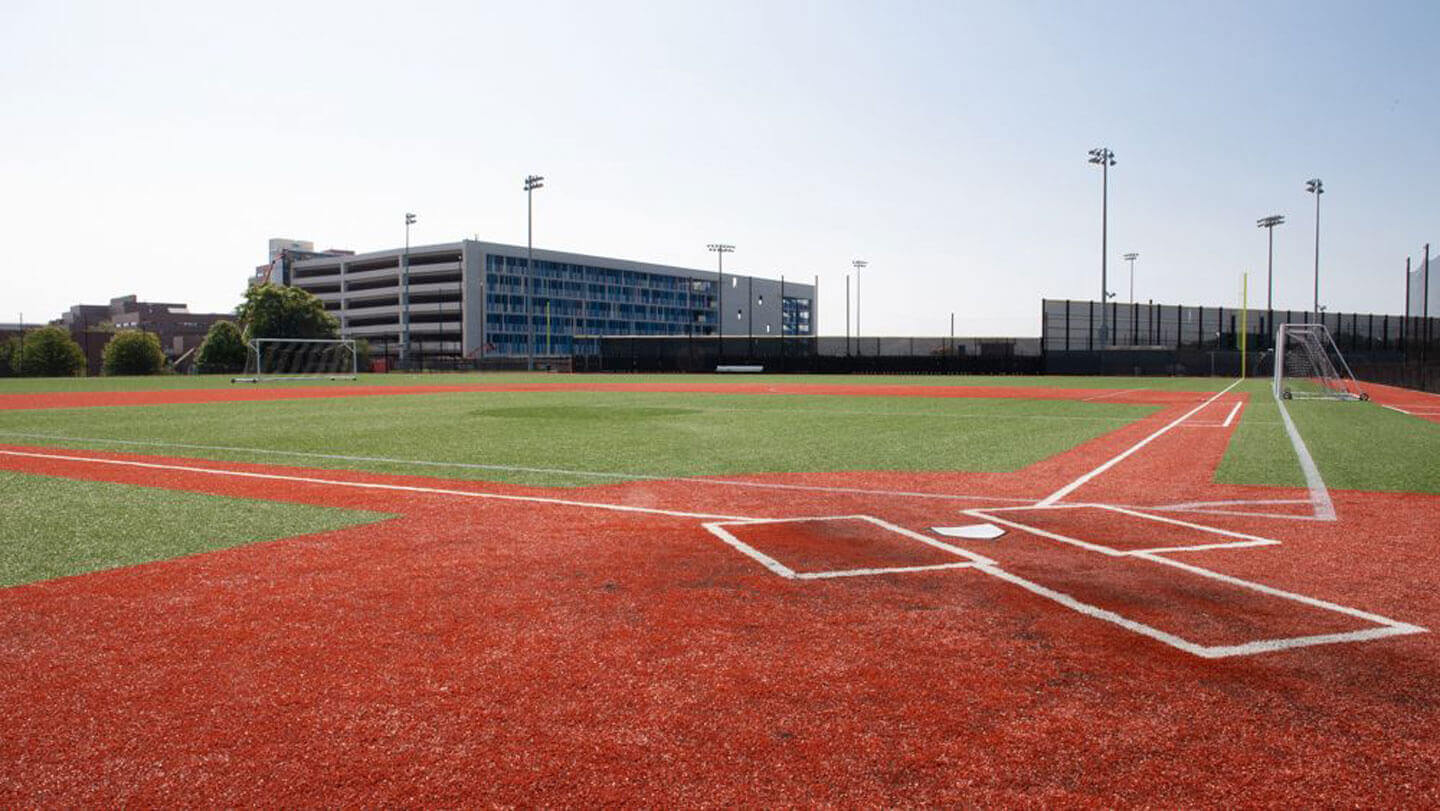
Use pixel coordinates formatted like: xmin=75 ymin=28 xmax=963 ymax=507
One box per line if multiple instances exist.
xmin=1273 ymin=323 xmax=1365 ymax=401
xmin=231 ymin=338 xmax=358 ymax=383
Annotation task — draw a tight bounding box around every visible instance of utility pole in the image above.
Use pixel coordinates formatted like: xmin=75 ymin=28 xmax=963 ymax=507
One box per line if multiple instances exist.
xmin=707 ymin=243 xmax=734 ymax=357
xmin=524 ymin=174 xmax=544 ymax=371
xmin=1123 ymin=252 xmax=1139 ymax=304
xmin=402 ymin=213 xmax=416 ymax=368
xmin=1306 ymin=178 xmax=1324 ymax=315
xmin=1088 ymin=147 xmax=1117 ymax=346
xmin=1256 ymin=215 xmax=1285 ymax=311
xmin=852 ymin=260 xmax=867 ymax=355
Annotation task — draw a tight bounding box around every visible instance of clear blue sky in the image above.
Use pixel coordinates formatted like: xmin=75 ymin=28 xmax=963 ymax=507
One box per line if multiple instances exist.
xmin=3 ymin=0 xmax=1437 ymax=335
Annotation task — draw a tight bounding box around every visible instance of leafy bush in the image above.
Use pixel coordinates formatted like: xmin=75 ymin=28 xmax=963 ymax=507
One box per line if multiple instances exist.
xmin=237 ymin=284 xmax=339 ymax=340
xmin=102 ymin=330 xmax=167 ymax=376
xmin=0 ymin=337 xmax=18 ymax=377
xmin=16 ymin=327 xmax=86 ymax=377
xmin=196 ymin=320 xmax=248 ymax=374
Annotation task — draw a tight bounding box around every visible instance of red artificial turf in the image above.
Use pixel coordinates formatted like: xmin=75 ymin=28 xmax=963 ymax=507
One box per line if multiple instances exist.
xmin=1 ymin=385 xmax=1437 ymax=805
xmin=1361 ymin=381 xmax=1440 ymax=424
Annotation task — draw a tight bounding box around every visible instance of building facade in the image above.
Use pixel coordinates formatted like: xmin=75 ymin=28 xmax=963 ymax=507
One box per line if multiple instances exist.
xmin=277 ymin=239 xmax=816 ymax=359
xmin=58 ymin=295 xmax=229 ymax=373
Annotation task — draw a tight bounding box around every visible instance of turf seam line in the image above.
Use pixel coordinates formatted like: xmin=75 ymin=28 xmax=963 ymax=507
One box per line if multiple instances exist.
xmin=1036 ymin=380 xmax=1242 ymax=507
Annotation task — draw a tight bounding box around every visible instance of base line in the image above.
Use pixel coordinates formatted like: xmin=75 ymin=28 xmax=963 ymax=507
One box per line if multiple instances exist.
xmin=0 ymin=449 xmax=756 ymax=522
xmin=0 ymin=432 xmax=1037 ymax=505
xmin=1036 ymin=380 xmax=1241 ymax=507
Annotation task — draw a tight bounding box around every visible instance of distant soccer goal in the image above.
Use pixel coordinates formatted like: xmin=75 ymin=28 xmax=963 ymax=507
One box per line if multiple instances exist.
xmin=1273 ymin=323 xmax=1365 ymax=401
xmin=232 ymin=338 xmax=358 ymax=383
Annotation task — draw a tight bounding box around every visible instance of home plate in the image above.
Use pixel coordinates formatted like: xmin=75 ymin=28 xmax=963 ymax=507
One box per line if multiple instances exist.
xmin=932 ymin=523 xmax=1006 ymax=540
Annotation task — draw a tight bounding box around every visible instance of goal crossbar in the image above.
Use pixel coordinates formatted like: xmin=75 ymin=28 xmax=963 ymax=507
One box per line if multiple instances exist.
xmin=232 ymin=338 xmax=358 ymax=383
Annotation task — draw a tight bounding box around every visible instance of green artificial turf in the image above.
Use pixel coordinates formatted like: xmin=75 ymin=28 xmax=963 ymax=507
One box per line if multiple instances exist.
xmin=0 ymin=371 xmax=1236 ymax=394
xmin=1215 ymin=380 xmax=1440 ymax=494
xmin=0 ymin=471 xmax=390 ymax=587
xmin=0 ymin=390 xmax=1158 ymax=486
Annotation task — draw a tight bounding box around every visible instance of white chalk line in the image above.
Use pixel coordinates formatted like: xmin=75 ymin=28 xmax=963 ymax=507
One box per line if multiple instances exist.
xmin=0 ymin=431 xmax=1037 ymax=505
xmin=1222 ymin=402 xmax=1243 ymax=427
xmin=1036 ymin=380 xmax=1243 ymax=507
xmin=941 ymin=504 xmax=1426 ymax=657
xmin=1081 ymin=388 xmax=1137 ymax=401
xmin=0 ymin=449 xmax=756 ymax=522
xmin=1273 ymin=394 xmax=1337 ymax=521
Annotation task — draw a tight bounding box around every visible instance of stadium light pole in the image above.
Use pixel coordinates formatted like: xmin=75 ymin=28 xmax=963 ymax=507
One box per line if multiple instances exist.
xmin=1123 ymin=253 xmax=1139 ymax=304
xmin=524 ymin=174 xmax=544 ymax=371
xmin=852 ymin=260 xmax=867 ymax=355
xmin=1256 ymin=215 xmax=1285 ymax=313
xmin=403 ymin=212 xmax=416 ymax=368
xmin=708 ymin=243 xmax=734 ymax=356
xmin=1305 ymin=179 xmax=1323 ymax=316
xmin=1088 ymin=147 xmax=1116 ymax=347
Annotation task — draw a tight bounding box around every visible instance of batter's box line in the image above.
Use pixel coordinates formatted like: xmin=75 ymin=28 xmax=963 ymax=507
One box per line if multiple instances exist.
xmin=963 ymin=503 xmax=1284 ymax=557
xmin=701 ymin=514 xmax=995 ymax=580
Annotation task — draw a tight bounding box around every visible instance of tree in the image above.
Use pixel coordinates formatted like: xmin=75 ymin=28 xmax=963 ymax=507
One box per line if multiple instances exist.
xmin=195 ymin=320 xmax=248 ymax=374
xmin=237 ymin=283 xmax=339 ymax=340
xmin=16 ymin=327 xmax=86 ymax=377
xmin=0 ymin=336 xmax=19 ymax=377
xmin=102 ymin=330 xmax=167 ymax=376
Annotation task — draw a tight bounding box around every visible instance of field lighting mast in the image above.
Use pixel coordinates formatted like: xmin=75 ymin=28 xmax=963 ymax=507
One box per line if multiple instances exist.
xmin=1088 ymin=147 xmax=1117 ymax=346
xmin=852 ymin=260 xmax=867 ymax=354
xmin=402 ymin=212 xmax=416 ymax=368
xmin=1123 ymin=252 xmax=1139 ymax=304
xmin=708 ymin=243 xmax=734 ymax=355
xmin=524 ymin=174 xmax=544 ymax=371
xmin=1256 ymin=215 xmax=1285 ymax=312
xmin=1305 ymin=178 xmax=1324 ymax=316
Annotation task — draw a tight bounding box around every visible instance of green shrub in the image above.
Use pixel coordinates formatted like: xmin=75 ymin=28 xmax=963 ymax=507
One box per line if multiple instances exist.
xmin=0 ymin=336 xmax=18 ymax=377
xmin=16 ymin=327 xmax=86 ymax=377
xmin=102 ymin=330 xmax=167 ymax=376
xmin=196 ymin=320 xmax=248 ymax=374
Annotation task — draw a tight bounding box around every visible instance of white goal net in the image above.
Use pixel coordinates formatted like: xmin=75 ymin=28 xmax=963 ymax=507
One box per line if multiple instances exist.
xmin=232 ymin=338 xmax=358 ymax=383
xmin=1273 ymin=323 xmax=1365 ymax=401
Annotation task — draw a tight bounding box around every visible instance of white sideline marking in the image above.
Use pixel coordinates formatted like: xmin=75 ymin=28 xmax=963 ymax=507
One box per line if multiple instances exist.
xmin=0 ymin=431 xmax=1037 ymax=505
xmin=1150 ymin=507 xmax=1329 ymax=522
xmin=1036 ymin=380 xmax=1242 ymax=506
xmin=1273 ymin=394 xmax=1337 ymax=521
xmin=1381 ymin=404 xmax=1411 ymax=415
xmin=0 ymin=449 xmax=756 ymax=522
xmin=1152 ymin=498 xmax=1312 ymax=510
xmin=1222 ymin=402 xmax=1242 ymax=427
xmin=1081 ymin=388 xmax=1136 ymax=401
xmin=962 ymin=504 xmax=1283 ymax=557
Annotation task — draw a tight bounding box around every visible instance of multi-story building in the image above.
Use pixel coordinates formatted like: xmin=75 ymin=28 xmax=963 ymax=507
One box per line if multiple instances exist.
xmin=58 ymin=295 xmax=229 ymax=373
xmin=276 ymin=239 xmax=816 ymax=359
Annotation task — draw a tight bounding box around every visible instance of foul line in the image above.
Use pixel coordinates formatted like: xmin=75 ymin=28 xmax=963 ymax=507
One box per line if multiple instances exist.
xmin=0 ymin=431 xmax=1037 ymax=505
xmin=1036 ymin=380 xmax=1242 ymax=507
xmin=1273 ymin=395 xmax=1337 ymax=521
xmin=0 ymin=449 xmax=756 ymax=522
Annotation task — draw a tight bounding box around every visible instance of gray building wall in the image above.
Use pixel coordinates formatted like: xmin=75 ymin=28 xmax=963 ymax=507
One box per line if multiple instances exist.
xmin=282 ymin=238 xmax=815 ymax=359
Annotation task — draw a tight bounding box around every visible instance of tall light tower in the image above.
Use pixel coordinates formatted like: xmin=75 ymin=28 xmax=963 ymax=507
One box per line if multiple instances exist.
xmin=852 ymin=260 xmax=868 ymax=355
xmin=524 ymin=174 xmax=544 ymax=371
xmin=1255 ymin=215 xmax=1284 ymax=313
xmin=708 ymin=243 xmax=734 ymax=353
xmin=1305 ymin=178 xmax=1324 ymax=316
xmin=1123 ymin=252 xmax=1139 ymax=304
xmin=402 ymin=212 xmax=416 ymax=367
xmin=1088 ymin=147 xmax=1117 ymax=346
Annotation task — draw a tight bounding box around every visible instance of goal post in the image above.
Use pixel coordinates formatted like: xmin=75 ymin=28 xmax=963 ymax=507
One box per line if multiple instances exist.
xmin=1273 ymin=323 xmax=1365 ymax=401
xmin=231 ymin=338 xmax=359 ymax=383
